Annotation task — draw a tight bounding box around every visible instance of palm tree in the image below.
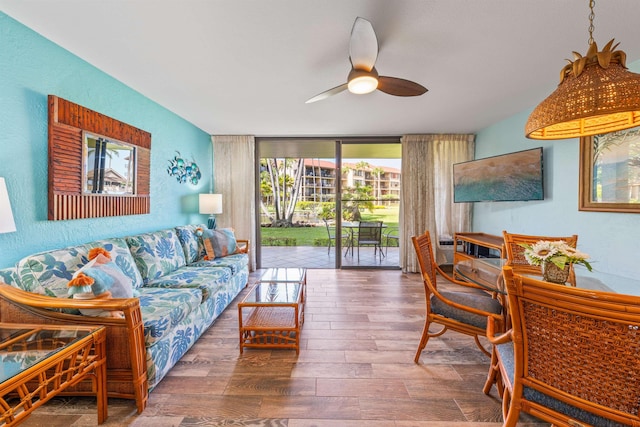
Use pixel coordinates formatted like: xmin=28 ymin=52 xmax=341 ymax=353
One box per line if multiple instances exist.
xmin=371 ymin=167 xmax=385 ymax=202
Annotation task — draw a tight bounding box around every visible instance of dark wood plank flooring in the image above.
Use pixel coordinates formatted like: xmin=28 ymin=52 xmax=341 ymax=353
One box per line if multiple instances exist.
xmin=17 ymin=269 xmax=549 ymax=426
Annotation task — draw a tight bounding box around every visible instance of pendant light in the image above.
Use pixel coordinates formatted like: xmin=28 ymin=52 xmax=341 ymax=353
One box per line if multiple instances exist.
xmin=525 ymin=0 xmax=640 ymax=140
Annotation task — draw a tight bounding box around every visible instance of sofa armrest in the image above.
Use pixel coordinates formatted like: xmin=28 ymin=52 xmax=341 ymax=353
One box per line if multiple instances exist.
xmin=0 ymin=283 xmax=139 ymax=313
xmin=0 ymin=283 xmax=149 ymax=413
xmin=237 ymin=239 xmax=250 ymax=254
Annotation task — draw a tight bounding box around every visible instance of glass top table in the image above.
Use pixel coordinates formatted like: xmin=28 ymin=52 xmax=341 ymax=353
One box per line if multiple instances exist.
xmin=238 ymin=268 xmax=307 ymax=354
xmin=0 ymin=323 xmax=107 ymax=425
xmin=456 ymin=258 xmax=640 ymax=296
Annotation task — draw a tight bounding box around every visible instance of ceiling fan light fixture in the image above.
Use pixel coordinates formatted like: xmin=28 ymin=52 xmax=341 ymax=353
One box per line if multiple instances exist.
xmin=348 ymin=75 xmax=378 ymax=94
xmin=347 ymin=68 xmax=379 ymax=94
xmin=526 ymin=0 xmax=640 ymax=140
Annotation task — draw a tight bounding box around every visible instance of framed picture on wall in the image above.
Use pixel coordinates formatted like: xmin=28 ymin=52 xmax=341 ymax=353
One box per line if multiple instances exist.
xmin=579 ymin=126 xmax=640 ymax=213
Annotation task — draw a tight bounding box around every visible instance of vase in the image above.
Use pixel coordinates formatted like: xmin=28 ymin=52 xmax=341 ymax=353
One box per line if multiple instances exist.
xmin=542 ymin=261 xmax=570 ymax=284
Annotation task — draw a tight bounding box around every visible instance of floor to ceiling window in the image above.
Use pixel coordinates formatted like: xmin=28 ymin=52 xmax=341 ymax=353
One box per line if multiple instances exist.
xmin=257 ymin=138 xmax=401 ymax=269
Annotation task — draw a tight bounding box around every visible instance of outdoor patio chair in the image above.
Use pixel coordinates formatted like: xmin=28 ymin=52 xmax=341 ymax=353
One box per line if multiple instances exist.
xmin=485 ymin=266 xmax=640 ymax=426
xmin=356 ymin=221 xmax=384 ymax=261
xmin=323 ymin=219 xmax=351 ymax=255
xmin=502 ymin=230 xmax=578 ymax=285
xmin=412 ymin=231 xmax=505 ymax=364
xmin=383 ymin=226 xmax=399 ymax=257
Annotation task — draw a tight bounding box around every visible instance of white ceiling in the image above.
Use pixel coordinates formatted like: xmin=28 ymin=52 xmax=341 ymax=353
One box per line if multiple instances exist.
xmin=2 ymin=0 xmax=640 ymax=137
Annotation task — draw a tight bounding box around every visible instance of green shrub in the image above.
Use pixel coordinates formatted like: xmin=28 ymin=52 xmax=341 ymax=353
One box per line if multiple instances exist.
xmin=261 ymin=237 xmax=297 ymax=246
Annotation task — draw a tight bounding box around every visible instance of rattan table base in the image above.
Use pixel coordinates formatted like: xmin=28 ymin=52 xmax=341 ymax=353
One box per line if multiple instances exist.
xmin=238 ymin=269 xmax=306 ymax=355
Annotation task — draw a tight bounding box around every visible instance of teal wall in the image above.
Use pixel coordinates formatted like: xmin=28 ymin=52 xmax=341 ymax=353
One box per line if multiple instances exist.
xmin=0 ymin=13 xmax=212 ymax=267
xmin=473 ymin=60 xmax=640 ymax=278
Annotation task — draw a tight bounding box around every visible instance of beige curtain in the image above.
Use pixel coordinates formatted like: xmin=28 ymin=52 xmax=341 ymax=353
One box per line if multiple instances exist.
xmin=400 ymin=134 xmax=474 ymax=273
xmin=212 ymin=135 xmax=256 ymax=271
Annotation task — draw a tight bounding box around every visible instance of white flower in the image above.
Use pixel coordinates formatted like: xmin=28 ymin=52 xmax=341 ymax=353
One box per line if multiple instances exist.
xmin=520 ymin=240 xmax=592 ymax=272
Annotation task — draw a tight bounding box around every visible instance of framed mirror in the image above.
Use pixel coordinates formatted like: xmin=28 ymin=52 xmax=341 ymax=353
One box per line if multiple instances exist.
xmin=579 ymin=126 xmax=640 ymax=213
xmin=48 ymin=95 xmax=151 ymax=220
xmin=83 ymin=132 xmax=137 ymax=195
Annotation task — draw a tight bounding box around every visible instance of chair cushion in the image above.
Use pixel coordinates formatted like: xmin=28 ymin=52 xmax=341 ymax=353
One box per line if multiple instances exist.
xmin=431 ymin=291 xmax=502 ymax=329
xmin=496 ymin=342 xmax=618 ymax=427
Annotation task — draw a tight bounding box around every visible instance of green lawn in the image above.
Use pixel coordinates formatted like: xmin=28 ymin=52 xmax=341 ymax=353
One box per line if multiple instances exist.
xmin=261 ymin=207 xmax=399 ymax=246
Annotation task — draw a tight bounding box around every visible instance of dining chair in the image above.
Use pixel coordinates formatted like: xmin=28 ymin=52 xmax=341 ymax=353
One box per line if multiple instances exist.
xmin=323 ymin=219 xmax=351 ymax=255
xmin=502 ymin=230 xmax=578 ymax=286
xmin=485 ymin=266 xmax=640 ymax=427
xmin=411 ymin=231 xmax=505 ymax=364
xmin=356 ymin=221 xmax=384 ymax=261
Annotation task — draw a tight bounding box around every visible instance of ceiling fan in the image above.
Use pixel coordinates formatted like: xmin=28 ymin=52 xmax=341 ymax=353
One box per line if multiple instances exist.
xmin=306 ymin=17 xmax=428 ymax=104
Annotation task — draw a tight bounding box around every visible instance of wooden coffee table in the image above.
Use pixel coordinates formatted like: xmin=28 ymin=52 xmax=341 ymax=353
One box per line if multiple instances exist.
xmin=0 ymin=323 xmax=107 ymax=425
xmin=238 ymin=268 xmax=306 ymax=354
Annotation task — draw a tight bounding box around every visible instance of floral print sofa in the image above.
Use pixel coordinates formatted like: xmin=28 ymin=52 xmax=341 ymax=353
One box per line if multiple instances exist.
xmin=0 ymin=224 xmax=249 ymax=414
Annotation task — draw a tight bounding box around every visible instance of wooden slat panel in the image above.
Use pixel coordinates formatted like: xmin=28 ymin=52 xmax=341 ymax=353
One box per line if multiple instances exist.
xmin=51 ymin=195 xmax=150 ymax=220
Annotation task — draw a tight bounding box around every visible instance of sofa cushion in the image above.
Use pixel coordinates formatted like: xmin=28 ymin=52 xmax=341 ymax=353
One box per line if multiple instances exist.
xmin=189 ymin=253 xmax=249 ymax=276
xmin=143 ymin=266 xmax=232 ymax=302
xmin=15 ymin=238 xmax=141 ymax=298
xmin=16 ymin=244 xmax=93 ymax=297
xmin=126 ymin=229 xmax=187 ymax=284
xmin=137 ymin=287 xmax=203 ymax=345
xmin=0 ymin=267 xmax=20 ymax=287
xmin=175 ymin=224 xmax=207 ymax=264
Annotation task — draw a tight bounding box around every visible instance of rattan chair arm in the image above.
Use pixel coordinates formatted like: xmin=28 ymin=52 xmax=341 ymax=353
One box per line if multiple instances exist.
xmin=486 ymin=317 xmax=512 ymax=345
xmin=236 ymin=239 xmax=250 ymax=254
xmin=0 ymin=283 xmax=140 ymax=312
xmin=426 ymin=280 xmax=504 ymax=322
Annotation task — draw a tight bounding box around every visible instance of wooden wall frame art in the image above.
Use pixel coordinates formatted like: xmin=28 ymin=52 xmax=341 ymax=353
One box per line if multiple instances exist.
xmin=48 ymin=95 xmax=151 ymax=220
xmin=579 ymin=126 xmax=640 ymax=213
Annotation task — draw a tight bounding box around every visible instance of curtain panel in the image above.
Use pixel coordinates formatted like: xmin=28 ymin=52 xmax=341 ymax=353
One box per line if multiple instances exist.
xmin=400 ymin=134 xmax=474 ymax=273
xmin=212 ymin=135 xmax=257 ymax=271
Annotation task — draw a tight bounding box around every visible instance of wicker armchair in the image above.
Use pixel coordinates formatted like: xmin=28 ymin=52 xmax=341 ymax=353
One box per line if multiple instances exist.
xmin=411 ymin=231 xmax=505 ymax=364
xmin=502 ymin=230 xmax=578 ymax=286
xmin=486 ymin=266 xmax=640 ymax=426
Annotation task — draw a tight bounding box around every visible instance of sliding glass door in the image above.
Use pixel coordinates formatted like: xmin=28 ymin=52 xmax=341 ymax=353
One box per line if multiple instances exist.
xmin=257 ymin=138 xmax=401 ymax=269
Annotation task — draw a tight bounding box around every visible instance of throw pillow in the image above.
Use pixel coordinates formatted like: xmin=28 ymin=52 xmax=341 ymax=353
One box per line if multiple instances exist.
xmin=201 ymin=228 xmax=238 ymax=259
xmin=66 ymin=248 xmax=134 ymax=318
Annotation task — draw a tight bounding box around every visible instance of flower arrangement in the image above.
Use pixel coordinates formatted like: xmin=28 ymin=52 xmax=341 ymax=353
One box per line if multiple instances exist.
xmin=520 ymin=240 xmax=593 ymax=272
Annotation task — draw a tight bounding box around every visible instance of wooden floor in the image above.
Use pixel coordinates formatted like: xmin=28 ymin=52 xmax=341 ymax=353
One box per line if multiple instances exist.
xmin=18 ymin=269 xmax=548 ymax=426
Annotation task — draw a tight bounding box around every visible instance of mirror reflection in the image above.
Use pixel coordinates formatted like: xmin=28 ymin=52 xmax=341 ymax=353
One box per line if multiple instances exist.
xmin=83 ymin=132 xmax=137 ymax=194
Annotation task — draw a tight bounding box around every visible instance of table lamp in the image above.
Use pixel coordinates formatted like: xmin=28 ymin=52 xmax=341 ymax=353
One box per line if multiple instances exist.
xmin=199 ymin=193 xmax=222 ymax=229
xmin=0 ymin=177 xmax=16 ymax=234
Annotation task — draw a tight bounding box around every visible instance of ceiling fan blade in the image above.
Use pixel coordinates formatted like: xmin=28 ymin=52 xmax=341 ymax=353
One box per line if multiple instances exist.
xmin=377 ymin=76 xmax=428 ymax=97
xmin=349 ymin=17 xmax=378 ymax=71
xmin=305 ymin=83 xmax=349 ymax=103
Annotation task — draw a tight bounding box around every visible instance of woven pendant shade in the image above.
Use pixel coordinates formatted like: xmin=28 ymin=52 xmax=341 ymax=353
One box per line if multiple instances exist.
xmin=526 ymin=41 xmax=640 ymax=140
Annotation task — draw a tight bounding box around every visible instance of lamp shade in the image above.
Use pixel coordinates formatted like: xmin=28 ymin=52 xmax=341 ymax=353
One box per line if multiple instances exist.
xmin=199 ymin=193 xmax=223 ymax=215
xmin=526 ymin=40 xmax=640 ymax=140
xmin=0 ymin=178 xmax=16 ymax=234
